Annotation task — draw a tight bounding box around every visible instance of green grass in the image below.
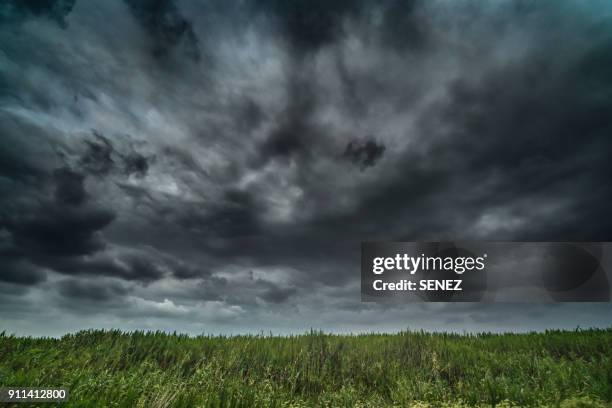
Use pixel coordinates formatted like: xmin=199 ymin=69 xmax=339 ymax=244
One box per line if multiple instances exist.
xmin=0 ymin=328 xmax=611 ymax=407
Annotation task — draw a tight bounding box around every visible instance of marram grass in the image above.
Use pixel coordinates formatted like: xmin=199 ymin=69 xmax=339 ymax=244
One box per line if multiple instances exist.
xmin=0 ymin=328 xmax=610 ymax=407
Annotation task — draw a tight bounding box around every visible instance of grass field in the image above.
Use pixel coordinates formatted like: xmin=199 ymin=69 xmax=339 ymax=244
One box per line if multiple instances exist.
xmin=0 ymin=328 xmax=611 ymax=407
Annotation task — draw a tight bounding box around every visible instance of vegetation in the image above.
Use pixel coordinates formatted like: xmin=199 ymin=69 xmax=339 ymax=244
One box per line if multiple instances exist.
xmin=0 ymin=328 xmax=611 ymax=407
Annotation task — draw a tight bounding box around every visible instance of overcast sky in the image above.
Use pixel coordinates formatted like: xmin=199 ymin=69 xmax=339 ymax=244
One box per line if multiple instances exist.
xmin=1 ymin=0 xmax=611 ymax=337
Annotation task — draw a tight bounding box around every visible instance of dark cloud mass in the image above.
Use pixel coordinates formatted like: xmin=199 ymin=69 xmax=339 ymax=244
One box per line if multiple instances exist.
xmin=123 ymin=0 xmax=201 ymax=61
xmin=57 ymin=278 xmax=128 ymax=302
xmin=79 ymin=132 xmax=115 ymax=176
xmin=344 ymin=138 xmax=386 ymax=170
xmin=1 ymin=0 xmax=611 ymax=336
xmin=53 ymin=167 xmax=87 ymax=205
xmin=257 ymin=0 xmax=358 ymax=55
xmin=1 ymin=0 xmax=76 ymax=28
xmin=76 ymin=131 xmax=152 ymax=178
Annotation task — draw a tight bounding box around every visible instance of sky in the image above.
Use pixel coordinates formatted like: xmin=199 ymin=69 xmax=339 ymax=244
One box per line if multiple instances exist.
xmin=1 ymin=0 xmax=612 ymax=337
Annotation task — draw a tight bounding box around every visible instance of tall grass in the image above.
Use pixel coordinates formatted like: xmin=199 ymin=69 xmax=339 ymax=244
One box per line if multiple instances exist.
xmin=0 ymin=328 xmax=610 ymax=407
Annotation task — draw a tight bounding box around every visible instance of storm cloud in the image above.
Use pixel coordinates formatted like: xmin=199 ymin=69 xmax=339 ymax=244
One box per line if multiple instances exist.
xmin=1 ymin=0 xmax=611 ymax=336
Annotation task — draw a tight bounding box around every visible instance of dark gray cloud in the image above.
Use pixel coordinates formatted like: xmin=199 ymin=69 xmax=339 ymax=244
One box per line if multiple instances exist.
xmin=254 ymin=0 xmax=360 ymax=56
xmin=0 ymin=258 xmax=46 ymax=285
xmin=44 ymin=248 xmax=165 ymax=281
xmin=123 ymin=152 xmax=149 ymax=177
xmin=343 ymin=138 xmax=385 ymax=170
xmin=1 ymin=0 xmax=612 ymax=335
xmin=57 ymin=277 xmax=129 ymax=302
xmin=379 ymin=0 xmax=429 ymax=52
xmin=79 ymin=132 xmax=115 ymax=176
xmin=258 ymin=74 xmax=319 ymax=163
xmin=260 ymin=284 xmax=297 ymax=304
xmin=4 ymin=201 xmax=114 ymax=257
xmin=1 ymin=0 xmax=76 ymax=28
xmin=123 ymin=0 xmax=200 ymax=61
xmin=76 ymin=131 xmax=152 ymax=178
xmin=54 ymin=167 xmax=87 ymax=205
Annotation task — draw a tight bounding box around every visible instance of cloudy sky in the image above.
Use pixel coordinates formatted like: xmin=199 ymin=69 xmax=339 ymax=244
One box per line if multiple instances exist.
xmin=1 ymin=0 xmax=611 ymax=337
